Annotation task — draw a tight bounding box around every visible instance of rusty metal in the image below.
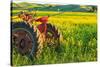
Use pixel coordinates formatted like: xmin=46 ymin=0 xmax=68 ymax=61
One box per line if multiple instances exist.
xmin=12 ymin=30 xmax=33 ymax=55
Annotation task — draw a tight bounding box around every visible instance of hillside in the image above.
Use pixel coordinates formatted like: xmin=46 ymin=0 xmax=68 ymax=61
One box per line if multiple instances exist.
xmin=11 ymin=2 xmax=96 ymax=12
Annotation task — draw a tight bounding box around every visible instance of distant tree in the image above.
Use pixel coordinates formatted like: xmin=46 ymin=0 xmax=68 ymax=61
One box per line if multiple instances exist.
xmin=80 ymin=5 xmax=97 ymax=12
xmin=48 ymin=5 xmax=52 ymax=7
xmin=92 ymin=6 xmax=97 ymax=12
xmin=89 ymin=6 xmax=97 ymax=12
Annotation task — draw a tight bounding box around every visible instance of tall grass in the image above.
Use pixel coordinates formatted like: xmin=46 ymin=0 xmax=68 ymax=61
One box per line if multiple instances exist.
xmin=11 ymin=11 xmax=97 ymax=66
xmin=12 ymin=23 xmax=97 ymax=66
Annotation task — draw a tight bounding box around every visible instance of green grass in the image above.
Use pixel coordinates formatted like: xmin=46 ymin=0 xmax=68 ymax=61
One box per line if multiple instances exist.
xmin=12 ymin=23 xmax=97 ymax=66
xmin=12 ymin=10 xmax=96 ymax=16
xmin=11 ymin=6 xmax=97 ymax=65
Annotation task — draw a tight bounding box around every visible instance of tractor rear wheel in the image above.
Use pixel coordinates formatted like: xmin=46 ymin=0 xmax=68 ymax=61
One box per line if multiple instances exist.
xmin=35 ymin=23 xmax=60 ymax=58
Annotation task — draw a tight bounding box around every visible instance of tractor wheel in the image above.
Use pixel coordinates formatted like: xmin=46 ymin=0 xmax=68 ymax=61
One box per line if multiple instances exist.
xmin=46 ymin=23 xmax=60 ymax=47
xmin=35 ymin=23 xmax=60 ymax=58
xmin=12 ymin=22 xmax=38 ymax=58
xmin=36 ymin=23 xmax=60 ymax=46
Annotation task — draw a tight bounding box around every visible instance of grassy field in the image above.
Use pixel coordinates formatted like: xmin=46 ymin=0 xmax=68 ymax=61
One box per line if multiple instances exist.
xmin=12 ymin=11 xmax=97 ymax=66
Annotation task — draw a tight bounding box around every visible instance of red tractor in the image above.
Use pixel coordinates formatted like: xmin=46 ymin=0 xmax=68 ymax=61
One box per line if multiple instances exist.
xmin=12 ymin=11 xmax=60 ymax=59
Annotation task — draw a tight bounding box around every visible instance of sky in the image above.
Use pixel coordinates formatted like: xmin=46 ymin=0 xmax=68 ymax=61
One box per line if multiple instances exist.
xmin=12 ymin=0 xmax=99 ymax=5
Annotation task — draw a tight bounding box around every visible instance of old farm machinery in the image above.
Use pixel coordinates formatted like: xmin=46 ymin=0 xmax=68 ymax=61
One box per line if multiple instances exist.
xmin=12 ymin=11 xmax=61 ymax=59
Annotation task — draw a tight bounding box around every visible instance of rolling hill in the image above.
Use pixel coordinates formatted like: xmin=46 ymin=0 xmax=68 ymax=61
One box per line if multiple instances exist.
xmin=11 ymin=2 xmax=96 ymax=12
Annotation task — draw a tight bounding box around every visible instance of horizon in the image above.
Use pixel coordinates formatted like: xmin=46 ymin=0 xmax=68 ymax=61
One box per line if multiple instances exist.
xmin=11 ymin=0 xmax=98 ymax=5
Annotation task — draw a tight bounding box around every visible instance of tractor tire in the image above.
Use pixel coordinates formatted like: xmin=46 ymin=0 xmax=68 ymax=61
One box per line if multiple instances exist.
xmin=35 ymin=23 xmax=60 ymax=58
xmin=46 ymin=23 xmax=60 ymax=46
xmin=12 ymin=22 xmax=38 ymax=58
xmin=36 ymin=23 xmax=60 ymax=46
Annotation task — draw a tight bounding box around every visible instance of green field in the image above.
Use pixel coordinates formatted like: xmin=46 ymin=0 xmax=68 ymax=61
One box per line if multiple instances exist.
xmin=12 ymin=13 xmax=97 ymax=66
xmin=12 ymin=24 xmax=97 ymax=66
xmin=11 ymin=2 xmax=97 ymax=66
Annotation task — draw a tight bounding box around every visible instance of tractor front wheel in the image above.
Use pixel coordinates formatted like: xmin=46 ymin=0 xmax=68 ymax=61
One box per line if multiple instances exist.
xmin=12 ymin=22 xmax=37 ymax=58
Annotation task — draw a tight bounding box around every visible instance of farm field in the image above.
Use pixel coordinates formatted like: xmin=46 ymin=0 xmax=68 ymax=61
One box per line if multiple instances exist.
xmin=11 ymin=11 xmax=97 ymax=66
